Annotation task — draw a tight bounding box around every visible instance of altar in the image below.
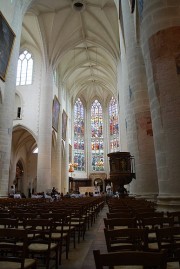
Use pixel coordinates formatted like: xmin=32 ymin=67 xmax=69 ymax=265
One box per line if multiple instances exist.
xmin=79 ymin=186 xmax=100 ymax=195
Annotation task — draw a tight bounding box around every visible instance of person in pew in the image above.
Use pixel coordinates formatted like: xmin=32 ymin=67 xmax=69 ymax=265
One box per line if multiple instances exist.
xmin=9 ymin=185 xmax=15 ymax=198
xmin=51 ymin=186 xmax=57 ymax=197
xmin=119 ymin=185 xmax=128 ymax=197
xmin=21 ymin=192 xmax=26 ymax=198
xmin=64 ymin=192 xmax=71 ymax=198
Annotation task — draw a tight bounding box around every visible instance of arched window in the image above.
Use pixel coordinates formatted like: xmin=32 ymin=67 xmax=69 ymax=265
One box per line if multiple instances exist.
xmin=91 ymin=100 xmax=104 ymax=171
xmin=73 ymin=98 xmax=85 ymax=171
xmin=16 ymin=50 xmax=33 ymax=85
xmin=109 ymin=96 xmax=120 ymax=152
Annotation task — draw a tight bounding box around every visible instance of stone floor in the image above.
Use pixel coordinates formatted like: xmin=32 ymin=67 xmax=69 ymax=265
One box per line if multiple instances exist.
xmin=54 ymin=205 xmax=179 ymax=269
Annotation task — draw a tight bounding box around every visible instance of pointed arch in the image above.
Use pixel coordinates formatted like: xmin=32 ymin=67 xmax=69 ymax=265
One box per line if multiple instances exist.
xmin=11 ymin=125 xmax=38 ymax=197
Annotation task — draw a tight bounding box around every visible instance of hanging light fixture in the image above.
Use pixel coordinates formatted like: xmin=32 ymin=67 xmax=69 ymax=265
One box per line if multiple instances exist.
xmin=69 ymin=163 xmax=74 ymax=173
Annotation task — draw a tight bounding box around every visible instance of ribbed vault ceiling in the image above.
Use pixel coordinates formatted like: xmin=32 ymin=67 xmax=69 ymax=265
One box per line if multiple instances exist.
xmin=22 ymin=0 xmax=120 ymax=102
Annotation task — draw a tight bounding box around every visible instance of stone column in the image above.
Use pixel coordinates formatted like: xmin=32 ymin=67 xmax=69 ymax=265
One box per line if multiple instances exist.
xmin=120 ymin=0 xmax=158 ymax=197
xmin=0 ymin=1 xmax=23 ymax=196
xmin=140 ymin=1 xmax=180 ymax=207
xmin=36 ymin=65 xmax=53 ymax=192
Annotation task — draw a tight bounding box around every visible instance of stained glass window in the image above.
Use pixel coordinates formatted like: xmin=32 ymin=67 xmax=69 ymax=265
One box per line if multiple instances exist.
xmin=73 ymin=98 xmax=85 ymax=171
xmin=109 ymin=97 xmax=120 ymax=152
xmin=91 ymin=100 xmax=104 ymax=171
xmin=16 ymin=50 xmax=33 ymax=85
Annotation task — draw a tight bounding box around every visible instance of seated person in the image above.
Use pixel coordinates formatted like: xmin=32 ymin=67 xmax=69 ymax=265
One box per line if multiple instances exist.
xmin=9 ymin=185 xmax=15 ymax=198
xmin=64 ymin=192 xmax=70 ymax=198
xmin=51 ymin=187 xmax=57 ymax=198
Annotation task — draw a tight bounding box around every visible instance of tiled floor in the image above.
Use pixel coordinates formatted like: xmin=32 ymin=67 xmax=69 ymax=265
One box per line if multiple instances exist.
xmin=59 ymin=205 xmax=179 ymax=269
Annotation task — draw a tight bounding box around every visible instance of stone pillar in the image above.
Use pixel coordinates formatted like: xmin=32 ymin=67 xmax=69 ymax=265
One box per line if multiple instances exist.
xmin=0 ymin=1 xmax=23 ymax=196
xmin=140 ymin=1 xmax=180 ymax=207
xmin=36 ymin=65 xmax=53 ymax=192
xmin=149 ymin=28 xmax=180 ymax=201
xmin=120 ymin=0 xmax=158 ymax=197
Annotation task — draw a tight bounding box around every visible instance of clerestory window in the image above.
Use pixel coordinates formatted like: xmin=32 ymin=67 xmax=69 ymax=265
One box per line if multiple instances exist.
xmin=16 ymin=50 xmax=33 ymax=85
xmin=73 ymin=98 xmax=85 ymax=171
xmin=109 ymin=96 xmax=120 ymax=152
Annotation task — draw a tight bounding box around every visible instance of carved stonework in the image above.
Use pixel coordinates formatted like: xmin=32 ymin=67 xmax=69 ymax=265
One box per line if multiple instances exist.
xmin=89 ymin=173 xmax=107 ymax=181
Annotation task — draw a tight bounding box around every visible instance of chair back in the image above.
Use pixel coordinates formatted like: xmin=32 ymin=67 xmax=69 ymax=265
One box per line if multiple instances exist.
xmin=93 ymin=250 xmax=167 ymax=269
xmin=141 ymin=216 xmax=173 ymax=230
xmin=24 ymin=218 xmax=59 ymax=269
xmin=40 ymin=212 xmax=70 ymax=233
xmin=136 ymin=212 xmax=165 ymax=228
xmin=104 ymin=217 xmax=137 ymax=229
xmin=104 ymin=227 xmax=149 ymax=252
xmin=0 ymin=218 xmax=18 ymax=228
xmin=0 ymin=228 xmax=30 ymax=269
xmin=107 ymin=212 xmax=133 ymax=219
xmin=156 ymin=226 xmax=180 ymax=262
xmin=167 ymin=211 xmax=180 ymax=226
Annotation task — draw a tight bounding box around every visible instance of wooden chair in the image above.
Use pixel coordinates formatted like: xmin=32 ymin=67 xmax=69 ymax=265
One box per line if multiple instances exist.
xmin=93 ymin=249 xmax=167 ymax=269
xmin=136 ymin=211 xmax=164 ymax=228
xmin=167 ymin=211 xmax=180 ymax=226
xmin=40 ymin=212 xmax=70 ymax=265
xmin=60 ymin=210 xmax=76 ymax=250
xmin=0 ymin=212 xmax=12 ymax=219
xmin=81 ymin=204 xmax=95 ymax=229
xmin=106 ymin=212 xmax=133 ymax=219
xmin=104 ymin=227 xmax=149 ymax=252
xmin=108 ymin=207 xmax=130 ymax=213
xmin=70 ymin=208 xmax=87 ymax=243
xmin=24 ymin=218 xmax=59 ymax=269
xmin=141 ymin=216 xmax=174 ymax=249
xmin=14 ymin=212 xmax=38 ymax=228
xmin=86 ymin=202 xmax=97 ymax=227
xmin=104 ymin=217 xmax=137 ymax=230
xmin=45 ymin=205 xmax=76 ymax=248
xmin=156 ymin=226 xmax=180 ymax=264
xmin=0 ymin=218 xmax=18 ymax=228
xmin=107 ymin=203 xmax=126 ymax=210
xmin=132 ymin=207 xmax=156 ymax=216
xmin=0 ymin=228 xmax=37 ymax=269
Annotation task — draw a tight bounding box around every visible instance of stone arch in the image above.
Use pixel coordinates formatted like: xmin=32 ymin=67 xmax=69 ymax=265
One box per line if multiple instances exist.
xmin=10 ymin=125 xmax=37 ymax=197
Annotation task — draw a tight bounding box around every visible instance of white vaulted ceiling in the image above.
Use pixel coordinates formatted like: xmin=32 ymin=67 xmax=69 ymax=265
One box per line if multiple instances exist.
xmin=22 ymin=0 xmax=120 ymax=102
